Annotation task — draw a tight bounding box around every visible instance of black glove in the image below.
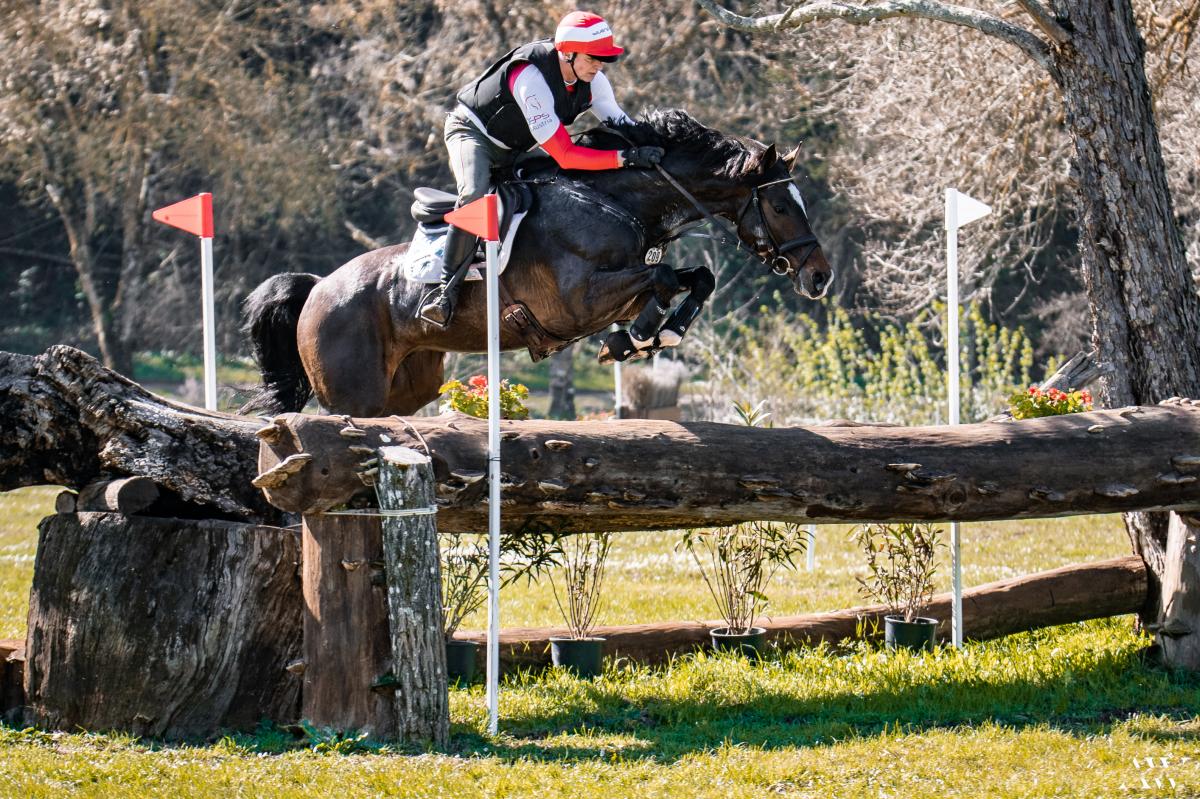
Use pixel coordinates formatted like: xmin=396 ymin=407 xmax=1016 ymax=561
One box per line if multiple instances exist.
xmin=621 ymin=146 xmax=665 ymax=169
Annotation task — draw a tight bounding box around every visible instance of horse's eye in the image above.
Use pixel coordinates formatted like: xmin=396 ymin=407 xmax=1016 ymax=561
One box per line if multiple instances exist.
xmin=773 ymin=204 xmax=788 ymax=214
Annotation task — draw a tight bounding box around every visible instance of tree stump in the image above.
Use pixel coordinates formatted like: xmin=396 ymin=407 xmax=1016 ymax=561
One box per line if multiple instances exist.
xmin=300 ymin=512 xmax=396 ymax=737
xmin=377 ymin=447 xmax=448 ymax=747
xmin=24 ymin=513 xmax=302 ymax=739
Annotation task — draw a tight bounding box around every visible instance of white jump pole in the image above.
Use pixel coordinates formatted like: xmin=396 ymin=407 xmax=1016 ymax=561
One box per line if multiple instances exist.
xmin=806 ymin=523 xmax=816 ymax=572
xmin=944 ymin=187 xmax=990 ymax=650
xmin=444 ymin=194 xmax=503 ymax=735
xmin=199 ymin=235 xmax=217 ymax=411
xmin=152 ymin=192 xmax=217 ymax=411
xmin=613 ymin=325 xmax=623 ymax=419
xmin=485 ymin=231 xmax=502 ymax=735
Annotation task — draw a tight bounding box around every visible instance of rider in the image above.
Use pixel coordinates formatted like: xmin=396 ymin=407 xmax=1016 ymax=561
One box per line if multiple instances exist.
xmin=419 ymin=10 xmax=666 ymax=327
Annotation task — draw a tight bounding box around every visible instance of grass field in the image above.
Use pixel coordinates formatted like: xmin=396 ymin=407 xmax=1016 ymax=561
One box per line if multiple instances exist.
xmin=2 ymin=486 xmax=1199 ymax=797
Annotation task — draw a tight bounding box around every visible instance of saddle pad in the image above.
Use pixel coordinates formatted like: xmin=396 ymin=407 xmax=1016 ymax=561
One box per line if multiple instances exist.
xmin=401 ymin=210 xmax=527 ymax=284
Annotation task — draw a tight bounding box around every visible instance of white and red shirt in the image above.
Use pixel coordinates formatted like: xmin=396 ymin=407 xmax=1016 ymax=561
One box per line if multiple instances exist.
xmin=507 ymin=63 xmax=632 ymax=170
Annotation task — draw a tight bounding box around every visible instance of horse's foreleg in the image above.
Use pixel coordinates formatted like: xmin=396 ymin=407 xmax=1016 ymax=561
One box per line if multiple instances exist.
xmin=657 ymin=266 xmax=715 ymax=348
xmin=628 ymin=264 xmax=681 ymax=348
xmin=597 ymin=264 xmax=679 ymax=364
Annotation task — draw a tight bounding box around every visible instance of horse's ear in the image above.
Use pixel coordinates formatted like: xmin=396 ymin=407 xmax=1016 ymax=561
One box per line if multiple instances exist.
xmin=782 ymin=143 xmax=802 ymax=172
xmin=758 ymin=143 xmax=778 ymax=171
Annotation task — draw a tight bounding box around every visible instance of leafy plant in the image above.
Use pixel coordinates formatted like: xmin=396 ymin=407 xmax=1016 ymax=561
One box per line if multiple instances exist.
xmin=440 ymin=533 xmax=489 ymax=639
xmin=852 ymin=522 xmax=944 ymax=623
xmin=438 ymin=374 xmax=530 ymax=420
xmin=691 ymin=302 xmax=1035 ymax=426
xmin=1008 ymin=385 xmax=1093 ymax=419
xmin=548 ymin=532 xmax=613 ymax=640
xmin=679 ymin=522 xmax=807 ymax=634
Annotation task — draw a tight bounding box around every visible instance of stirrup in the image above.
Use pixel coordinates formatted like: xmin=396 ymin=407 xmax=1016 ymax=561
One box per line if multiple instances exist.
xmin=418 ymin=289 xmax=454 ymax=327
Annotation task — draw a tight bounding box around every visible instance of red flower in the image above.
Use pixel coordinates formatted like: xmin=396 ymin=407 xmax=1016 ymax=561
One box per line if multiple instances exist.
xmin=468 ymin=375 xmax=487 ymax=389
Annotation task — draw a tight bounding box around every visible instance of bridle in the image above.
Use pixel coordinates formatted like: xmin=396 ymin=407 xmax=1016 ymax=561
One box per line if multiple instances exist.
xmin=653 ymin=166 xmax=821 ymax=277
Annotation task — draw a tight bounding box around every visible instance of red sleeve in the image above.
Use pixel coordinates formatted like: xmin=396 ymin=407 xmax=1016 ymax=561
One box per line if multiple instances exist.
xmin=541 ymin=124 xmax=621 ymax=170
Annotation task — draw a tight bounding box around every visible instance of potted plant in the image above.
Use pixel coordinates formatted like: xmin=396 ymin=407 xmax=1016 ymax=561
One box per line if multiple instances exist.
xmin=546 ymin=531 xmax=613 ymax=677
xmin=440 ymin=533 xmax=489 ymax=683
xmin=679 ymin=521 xmax=807 ymax=657
xmin=852 ymin=522 xmax=944 ymax=651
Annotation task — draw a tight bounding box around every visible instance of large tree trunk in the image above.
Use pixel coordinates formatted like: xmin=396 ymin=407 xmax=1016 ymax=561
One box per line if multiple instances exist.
xmin=25 ymin=512 xmax=302 ymax=739
xmin=1054 ymin=0 xmax=1200 ymax=666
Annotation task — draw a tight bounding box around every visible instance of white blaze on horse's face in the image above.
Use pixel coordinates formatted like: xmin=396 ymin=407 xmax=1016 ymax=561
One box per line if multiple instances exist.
xmin=787 ymin=182 xmax=808 ymax=217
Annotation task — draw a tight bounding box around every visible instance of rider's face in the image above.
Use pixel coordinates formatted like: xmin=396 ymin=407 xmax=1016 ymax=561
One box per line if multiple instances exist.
xmin=565 ymin=53 xmax=606 ymax=82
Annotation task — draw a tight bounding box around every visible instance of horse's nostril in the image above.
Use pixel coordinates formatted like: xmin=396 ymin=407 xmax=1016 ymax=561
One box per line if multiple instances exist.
xmin=813 ymin=273 xmax=826 ymax=291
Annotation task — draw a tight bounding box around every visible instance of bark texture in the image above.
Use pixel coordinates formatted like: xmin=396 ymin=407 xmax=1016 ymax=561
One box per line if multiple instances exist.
xmin=256 ymin=405 xmax=1200 ymax=532
xmin=24 ymin=513 xmax=302 ymax=739
xmin=300 ymin=513 xmax=396 ymax=737
xmin=1054 ymin=0 xmax=1200 ymax=666
xmin=455 ymin=555 xmax=1147 ymax=671
xmin=0 ymin=346 xmax=272 ymax=522
xmin=378 ymin=447 xmax=448 ymax=747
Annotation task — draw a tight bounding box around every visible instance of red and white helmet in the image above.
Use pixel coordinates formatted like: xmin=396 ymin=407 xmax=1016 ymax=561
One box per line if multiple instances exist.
xmin=554 ymin=11 xmax=624 ymax=60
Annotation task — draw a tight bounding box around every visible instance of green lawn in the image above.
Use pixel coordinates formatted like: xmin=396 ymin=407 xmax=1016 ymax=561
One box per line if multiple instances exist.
xmin=2 ymin=486 xmax=1198 ymax=797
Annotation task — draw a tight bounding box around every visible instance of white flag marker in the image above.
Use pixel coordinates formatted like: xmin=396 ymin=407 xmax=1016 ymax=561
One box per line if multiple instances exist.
xmin=945 ymin=188 xmax=990 ymax=650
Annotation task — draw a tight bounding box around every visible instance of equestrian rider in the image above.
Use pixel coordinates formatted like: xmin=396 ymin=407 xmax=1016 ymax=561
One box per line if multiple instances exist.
xmin=419 ymin=10 xmax=666 ymax=327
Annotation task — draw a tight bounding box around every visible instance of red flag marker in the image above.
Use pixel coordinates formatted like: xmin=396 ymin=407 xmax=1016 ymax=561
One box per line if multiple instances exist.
xmin=444 ymin=194 xmax=499 ymax=241
xmin=152 ymin=192 xmax=218 ymax=410
xmin=153 ymin=192 xmax=214 ymax=238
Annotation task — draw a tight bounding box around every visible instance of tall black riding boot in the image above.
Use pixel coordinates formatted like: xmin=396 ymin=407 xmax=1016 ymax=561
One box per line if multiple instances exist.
xmin=419 ymin=225 xmax=479 ymax=327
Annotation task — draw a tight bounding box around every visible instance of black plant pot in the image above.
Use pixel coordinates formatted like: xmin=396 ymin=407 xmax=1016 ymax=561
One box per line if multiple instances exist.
xmin=884 ymin=615 xmax=938 ymax=652
xmin=549 ymin=637 xmax=606 ymax=677
xmin=445 ymin=639 xmax=479 ymax=684
xmin=710 ymin=626 xmax=768 ymax=657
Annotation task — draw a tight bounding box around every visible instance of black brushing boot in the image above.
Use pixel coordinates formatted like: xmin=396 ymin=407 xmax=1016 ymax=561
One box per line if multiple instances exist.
xmin=658 ymin=297 xmax=703 ymax=347
xmin=419 ymin=225 xmax=479 ymax=327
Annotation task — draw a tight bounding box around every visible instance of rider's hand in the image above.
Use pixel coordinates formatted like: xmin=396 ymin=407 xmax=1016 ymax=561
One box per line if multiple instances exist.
xmin=621 ymin=146 xmax=665 ymax=169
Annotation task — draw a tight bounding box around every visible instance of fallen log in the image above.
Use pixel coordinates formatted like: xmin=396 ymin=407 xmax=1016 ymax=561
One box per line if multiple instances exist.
xmin=256 ymin=404 xmax=1200 ymax=532
xmin=0 ymin=346 xmax=271 ymax=521
xmin=456 ymin=555 xmax=1148 ymax=672
xmin=6 ymin=347 xmax=1200 ymax=532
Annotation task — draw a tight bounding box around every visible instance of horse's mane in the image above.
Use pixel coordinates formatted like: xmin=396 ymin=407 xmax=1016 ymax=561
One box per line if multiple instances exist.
xmin=587 ymin=108 xmax=758 ymax=179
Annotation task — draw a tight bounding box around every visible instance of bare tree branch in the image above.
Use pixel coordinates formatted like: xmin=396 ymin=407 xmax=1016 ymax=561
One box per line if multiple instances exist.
xmin=1014 ymin=0 xmax=1073 ymax=46
xmin=694 ymin=0 xmax=1053 ymax=70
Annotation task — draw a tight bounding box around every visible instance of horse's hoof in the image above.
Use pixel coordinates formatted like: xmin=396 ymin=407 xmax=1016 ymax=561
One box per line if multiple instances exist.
xmin=657 ymin=329 xmax=683 ymax=348
xmin=599 ymin=330 xmax=636 ymax=364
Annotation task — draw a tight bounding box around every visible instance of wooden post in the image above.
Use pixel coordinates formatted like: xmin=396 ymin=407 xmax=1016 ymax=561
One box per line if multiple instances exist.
xmin=300 ymin=512 xmax=396 ymax=737
xmin=377 ymin=447 xmax=448 ymax=747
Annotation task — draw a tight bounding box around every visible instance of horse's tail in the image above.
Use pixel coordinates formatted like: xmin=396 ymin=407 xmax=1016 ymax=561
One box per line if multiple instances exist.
xmin=239 ymin=272 xmax=321 ymax=415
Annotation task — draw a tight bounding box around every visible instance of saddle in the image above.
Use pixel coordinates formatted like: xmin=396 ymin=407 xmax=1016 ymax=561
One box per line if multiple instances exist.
xmin=410 ymin=181 xmax=533 ymax=248
xmin=408 ymin=181 xmax=573 ymax=362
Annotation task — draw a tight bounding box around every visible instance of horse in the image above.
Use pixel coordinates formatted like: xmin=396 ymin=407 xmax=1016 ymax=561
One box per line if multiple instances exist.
xmin=240 ymin=109 xmax=833 ymax=418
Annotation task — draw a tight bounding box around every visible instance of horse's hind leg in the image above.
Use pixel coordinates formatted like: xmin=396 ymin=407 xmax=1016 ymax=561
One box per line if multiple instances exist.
xmin=383 ymin=350 xmax=446 ymax=416
xmin=658 ymin=266 xmax=715 ymax=348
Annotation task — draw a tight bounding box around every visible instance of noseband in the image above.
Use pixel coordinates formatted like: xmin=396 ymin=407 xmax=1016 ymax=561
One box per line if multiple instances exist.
xmin=653 ymin=167 xmax=820 ymax=278
xmin=735 ymin=178 xmax=822 ymax=277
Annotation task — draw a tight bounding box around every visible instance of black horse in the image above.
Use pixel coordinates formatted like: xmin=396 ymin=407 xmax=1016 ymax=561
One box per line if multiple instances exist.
xmin=242 ymin=109 xmax=833 ymax=417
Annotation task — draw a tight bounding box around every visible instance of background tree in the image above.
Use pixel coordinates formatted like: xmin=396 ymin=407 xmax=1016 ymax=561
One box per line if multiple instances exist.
xmin=0 ymin=0 xmax=342 ymax=373
xmin=696 ymin=0 xmax=1200 ymax=667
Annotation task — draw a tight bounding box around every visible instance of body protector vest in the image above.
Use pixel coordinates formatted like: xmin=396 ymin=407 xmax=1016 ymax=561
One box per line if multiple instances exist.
xmin=457 ymin=39 xmax=593 ymax=152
